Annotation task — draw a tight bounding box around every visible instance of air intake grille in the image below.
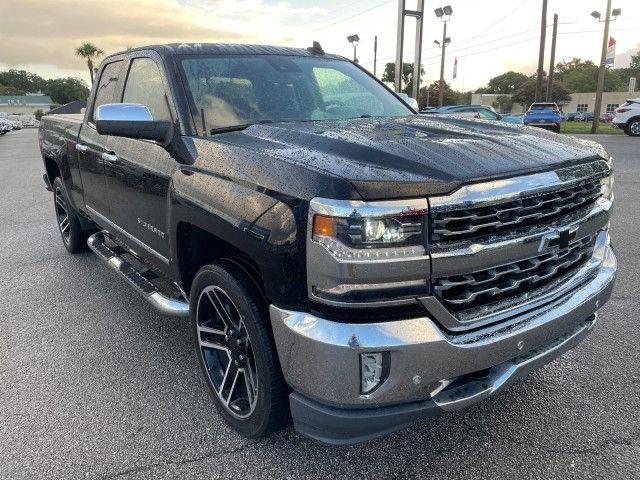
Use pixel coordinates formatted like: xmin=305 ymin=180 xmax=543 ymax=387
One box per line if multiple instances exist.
xmin=433 ymin=235 xmax=594 ymax=312
xmin=431 ymin=177 xmax=602 ymax=243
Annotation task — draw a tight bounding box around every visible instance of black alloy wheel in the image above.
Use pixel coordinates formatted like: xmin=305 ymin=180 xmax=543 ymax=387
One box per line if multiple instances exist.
xmin=191 ymin=262 xmax=288 ymax=438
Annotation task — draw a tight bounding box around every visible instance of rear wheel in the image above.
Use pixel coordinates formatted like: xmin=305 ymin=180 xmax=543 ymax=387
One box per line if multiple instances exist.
xmin=191 ymin=262 xmax=288 ymax=438
xmin=626 ymin=119 xmax=640 ymax=137
xmin=52 ymin=177 xmax=89 ymax=253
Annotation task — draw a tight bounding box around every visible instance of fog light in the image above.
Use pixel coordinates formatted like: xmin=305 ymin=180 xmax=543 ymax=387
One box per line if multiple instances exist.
xmin=360 ymin=352 xmax=383 ymax=394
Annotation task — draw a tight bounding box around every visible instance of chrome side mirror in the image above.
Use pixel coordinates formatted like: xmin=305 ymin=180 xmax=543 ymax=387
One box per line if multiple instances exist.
xmin=95 ymin=103 xmax=170 ymax=141
xmin=396 ymin=92 xmax=419 ymax=112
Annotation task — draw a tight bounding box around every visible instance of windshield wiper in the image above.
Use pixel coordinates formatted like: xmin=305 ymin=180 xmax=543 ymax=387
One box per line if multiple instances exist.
xmin=209 ymin=119 xmax=275 ymax=135
xmin=209 ymin=124 xmax=251 ymax=135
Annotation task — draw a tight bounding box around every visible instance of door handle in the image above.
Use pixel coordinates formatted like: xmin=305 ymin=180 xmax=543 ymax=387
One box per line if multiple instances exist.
xmin=76 ymin=143 xmax=88 ymax=153
xmin=101 ymin=152 xmax=118 ymax=163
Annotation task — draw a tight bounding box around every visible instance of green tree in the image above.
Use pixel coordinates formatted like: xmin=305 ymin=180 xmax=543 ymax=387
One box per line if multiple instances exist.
xmin=511 ymin=79 xmax=572 ymax=109
xmin=555 ymin=58 xmax=620 ymax=92
xmin=419 ymin=81 xmax=459 ymax=109
xmin=0 ymin=84 xmax=25 ymax=95
xmin=630 ymin=50 xmax=640 ymax=69
xmin=34 ymin=109 xmax=45 ymax=121
xmin=486 ymin=71 xmax=529 ymax=94
xmin=0 ymin=69 xmax=46 ymax=93
xmin=44 ymin=77 xmax=90 ymax=104
xmin=75 ymin=42 xmax=104 ymax=84
xmin=381 ymin=62 xmax=424 ymax=95
xmin=493 ymin=94 xmax=514 ymax=113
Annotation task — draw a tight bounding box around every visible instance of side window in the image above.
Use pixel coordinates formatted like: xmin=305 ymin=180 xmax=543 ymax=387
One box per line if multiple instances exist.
xmin=92 ymin=60 xmax=123 ymax=122
xmin=122 ymin=58 xmax=170 ymax=121
xmin=478 ymin=109 xmax=498 ymax=120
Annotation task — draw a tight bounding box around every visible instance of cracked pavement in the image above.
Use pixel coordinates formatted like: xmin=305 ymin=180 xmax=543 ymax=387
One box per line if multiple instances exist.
xmin=1 ymin=129 xmax=638 ymax=479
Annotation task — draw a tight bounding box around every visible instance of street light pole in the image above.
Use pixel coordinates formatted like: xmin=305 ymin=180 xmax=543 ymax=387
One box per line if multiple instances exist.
xmin=347 ymin=34 xmax=360 ymax=64
xmin=592 ymin=0 xmax=613 ymax=134
xmin=434 ymin=5 xmax=453 ymax=107
xmin=438 ymin=22 xmax=448 ymax=107
xmin=374 ymin=35 xmax=378 ymax=76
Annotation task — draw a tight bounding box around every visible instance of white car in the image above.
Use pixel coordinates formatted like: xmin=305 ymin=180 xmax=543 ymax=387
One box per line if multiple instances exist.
xmin=0 ymin=119 xmax=12 ymax=135
xmin=613 ymin=98 xmax=640 ymax=137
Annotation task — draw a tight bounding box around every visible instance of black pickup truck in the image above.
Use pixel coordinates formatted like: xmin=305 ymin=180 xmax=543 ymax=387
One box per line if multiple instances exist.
xmin=39 ymin=43 xmax=616 ymax=445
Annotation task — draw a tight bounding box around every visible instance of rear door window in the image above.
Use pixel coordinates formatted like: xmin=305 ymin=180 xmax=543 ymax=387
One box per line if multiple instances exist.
xmin=91 ymin=60 xmax=123 ymax=122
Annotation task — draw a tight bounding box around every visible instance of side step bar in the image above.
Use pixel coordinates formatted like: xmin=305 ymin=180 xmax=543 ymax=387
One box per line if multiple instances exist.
xmin=87 ymin=231 xmax=189 ymax=317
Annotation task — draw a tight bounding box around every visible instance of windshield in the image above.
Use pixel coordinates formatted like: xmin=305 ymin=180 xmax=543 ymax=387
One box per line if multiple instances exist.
xmin=529 ymin=103 xmax=557 ymax=111
xmin=179 ymin=55 xmax=412 ymax=131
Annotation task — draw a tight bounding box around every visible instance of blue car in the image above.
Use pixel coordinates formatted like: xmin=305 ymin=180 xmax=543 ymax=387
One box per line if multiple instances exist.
xmin=523 ymin=103 xmax=562 ymax=133
xmin=500 ymin=114 xmax=524 ymax=125
xmin=421 ymin=104 xmax=506 ymax=121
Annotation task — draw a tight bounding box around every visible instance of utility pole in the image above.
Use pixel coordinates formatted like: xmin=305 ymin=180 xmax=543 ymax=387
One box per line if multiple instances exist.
xmin=592 ymin=0 xmax=613 ymax=134
xmin=394 ymin=0 xmax=406 ymax=93
xmin=373 ymin=35 xmax=378 ymax=76
xmin=394 ymin=0 xmax=425 ymax=100
xmin=546 ymin=13 xmax=558 ymax=102
xmin=535 ymin=0 xmax=548 ymax=102
xmin=438 ymin=22 xmax=448 ymax=107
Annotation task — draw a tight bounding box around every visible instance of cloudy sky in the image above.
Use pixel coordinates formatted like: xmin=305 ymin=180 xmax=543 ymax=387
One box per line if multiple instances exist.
xmin=0 ymin=0 xmax=638 ymax=90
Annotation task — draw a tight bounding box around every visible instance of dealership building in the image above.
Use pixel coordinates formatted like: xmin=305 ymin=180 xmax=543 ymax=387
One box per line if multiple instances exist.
xmin=471 ymin=91 xmax=635 ymax=114
xmin=0 ymin=94 xmax=55 ymax=115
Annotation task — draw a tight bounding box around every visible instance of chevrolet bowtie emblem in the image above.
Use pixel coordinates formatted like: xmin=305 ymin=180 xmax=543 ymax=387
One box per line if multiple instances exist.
xmin=538 ymin=225 xmax=579 ymax=253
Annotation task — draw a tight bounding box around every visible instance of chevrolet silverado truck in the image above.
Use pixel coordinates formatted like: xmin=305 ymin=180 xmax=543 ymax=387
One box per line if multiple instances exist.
xmin=39 ymin=43 xmax=616 ymax=445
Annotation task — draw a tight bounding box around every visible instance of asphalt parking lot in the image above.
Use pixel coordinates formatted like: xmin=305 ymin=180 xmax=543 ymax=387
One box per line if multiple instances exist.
xmin=1 ymin=128 xmax=638 ymax=479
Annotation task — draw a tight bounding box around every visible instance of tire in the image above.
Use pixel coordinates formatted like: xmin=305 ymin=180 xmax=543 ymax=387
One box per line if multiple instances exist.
xmin=626 ymin=119 xmax=640 ymax=137
xmin=52 ymin=177 xmax=89 ymax=253
xmin=553 ymin=125 xmax=561 ymax=134
xmin=191 ymin=261 xmax=288 ymax=438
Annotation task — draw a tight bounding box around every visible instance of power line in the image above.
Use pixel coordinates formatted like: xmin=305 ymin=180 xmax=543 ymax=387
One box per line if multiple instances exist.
xmin=312 ymin=0 xmax=393 ymax=32
xmin=361 ymin=26 xmax=638 ymax=69
xmin=454 ymin=0 xmax=528 ymax=48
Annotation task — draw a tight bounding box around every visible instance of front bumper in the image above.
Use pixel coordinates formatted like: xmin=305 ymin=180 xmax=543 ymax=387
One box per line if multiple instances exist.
xmin=269 ymin=236 xmax=616 ymax=444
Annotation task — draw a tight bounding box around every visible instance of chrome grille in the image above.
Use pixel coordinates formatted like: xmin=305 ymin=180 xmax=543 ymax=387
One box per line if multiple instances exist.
xmin=433 ymin=235 xmax=594 ymax=313
xmin=431 ymin=176 xmax=603 ymax=243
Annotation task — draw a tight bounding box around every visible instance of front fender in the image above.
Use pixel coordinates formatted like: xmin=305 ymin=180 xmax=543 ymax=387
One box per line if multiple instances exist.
xmin=169 ymin=168 xmax=308 ymax=307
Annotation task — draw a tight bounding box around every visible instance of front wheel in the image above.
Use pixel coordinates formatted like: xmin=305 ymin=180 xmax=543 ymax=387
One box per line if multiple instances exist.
xmin=625 ymin=119 xmax=640 ymax=137
xmin=191 ymin=262 xmax=288 ymax=438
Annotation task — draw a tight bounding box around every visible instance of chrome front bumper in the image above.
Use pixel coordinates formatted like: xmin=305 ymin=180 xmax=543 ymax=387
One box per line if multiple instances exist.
xmin=269 ymin=235 xmax=616 ymax=443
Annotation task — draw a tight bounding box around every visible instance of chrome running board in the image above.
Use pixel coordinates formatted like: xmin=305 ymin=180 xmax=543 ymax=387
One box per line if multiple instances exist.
xmin=87 ymin=231 xmax=189 ymax=317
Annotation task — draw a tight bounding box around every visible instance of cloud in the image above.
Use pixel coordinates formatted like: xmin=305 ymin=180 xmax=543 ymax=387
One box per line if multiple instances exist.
xmin=615 ymin=42 xmax=640 ymax=68
xmin=0 ymin=0 xmax=326 ymax=73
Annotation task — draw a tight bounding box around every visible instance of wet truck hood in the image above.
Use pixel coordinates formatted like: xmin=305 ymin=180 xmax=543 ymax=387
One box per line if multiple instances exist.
xmin=214 ymin=115 xmax=608 ymax=200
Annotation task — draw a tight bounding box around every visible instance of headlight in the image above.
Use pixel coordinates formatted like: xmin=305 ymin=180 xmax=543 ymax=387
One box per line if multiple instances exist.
xmin=307 ymin=198 xmax=430 ymax=306
xmin=311 ymin=198 xmax=427 ymax=260
xmin=600 ymin=174 xmax=614 ymax=200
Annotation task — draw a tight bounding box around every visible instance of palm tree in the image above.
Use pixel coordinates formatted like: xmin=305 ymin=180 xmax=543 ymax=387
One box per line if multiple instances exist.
xmin=75 ymin=42 xmax=104 ymax=85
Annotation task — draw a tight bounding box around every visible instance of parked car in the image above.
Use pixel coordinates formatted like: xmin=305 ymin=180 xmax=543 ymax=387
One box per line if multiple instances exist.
xmin=523 ymin=103 xmax=561 ymax=133
xmin=0 ymin=119 xmax=13 ymax=134
xmin=39 ymin=43 xmax=616 ymax=445
xmin=575 ymin=112 xmax=594 ymax=122
xmin=500 ymin=114 xmax=524 ymax=124
xmin=612 ymin=98 xmax=640 ymax=136
xmin=421 ymin=104 xmax=505 ymax=121
xmin=599 ymin=113 xmax=615 ymax=123
xmin=565 ymin=112 xmax=580 ymax=121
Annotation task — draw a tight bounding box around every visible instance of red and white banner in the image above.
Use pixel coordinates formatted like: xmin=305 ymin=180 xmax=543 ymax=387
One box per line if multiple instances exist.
xmin=452 ymin=57 xmax=458 ymax=79
xmin=606 ymin=37 xmax=616 ymax=66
